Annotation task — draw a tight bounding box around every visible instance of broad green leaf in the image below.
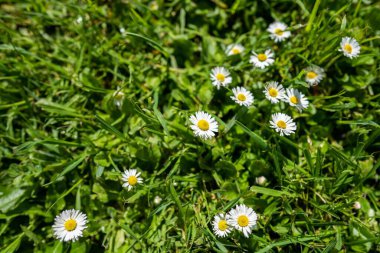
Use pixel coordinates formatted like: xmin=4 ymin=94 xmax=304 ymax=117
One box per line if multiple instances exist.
xmin=0 ymin=188 xmax=27 ymax=213
xmin=70 ymin=241 xmax=87 ymax=253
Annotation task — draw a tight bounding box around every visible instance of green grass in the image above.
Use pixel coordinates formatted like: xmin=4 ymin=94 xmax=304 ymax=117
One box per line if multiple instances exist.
xmin=0 ymin=0 xmax=379 ymax=252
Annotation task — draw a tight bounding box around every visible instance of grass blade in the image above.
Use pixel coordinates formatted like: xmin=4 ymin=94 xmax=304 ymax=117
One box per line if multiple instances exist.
xmin=125 ymin=32 xmax=169 ymax=58
xmin=95 ymin=114 xmax=127 ymax=140
xmin=235 ymin=120 xmax=267 ymax=148
xmin=250 ymin=186 xmax=295 ymax=198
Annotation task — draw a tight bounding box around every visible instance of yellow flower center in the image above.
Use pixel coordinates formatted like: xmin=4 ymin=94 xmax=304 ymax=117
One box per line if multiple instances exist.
xmin=306 ymin=71 xmax=318 ymax=79
xmin=216 ymin=73 xmax=225 ymax=82
xmin=237 ymin=215 xmax=249 ymax=227
xmin=232 ymin=48 xmax=240 ymax=54
xmin=128 ymin=176 xmax=138 ymax=186
xmin=269 ymin=87 xmax=278 ymax=97
xmin=64 ymin=219 xmax=77 ymax=231
xmin=344 ymin=43 xmax=352 ymax=53
xmin=274 ymin=28 xmax=283 ymax=35
xmin=257 ymin=54 xmax=267 ymax=62
xmin=290 ymin=96 xmax=298 ymax=104
xmin=197 ymin=119 xmax=209 ymax=131
xmin=277 ymin=120 xmax=287 ymax=129
xmin=237 ymin=93 xmax=246 ymax=101
xmin=218 ymin=220 xmax=228 ymax=231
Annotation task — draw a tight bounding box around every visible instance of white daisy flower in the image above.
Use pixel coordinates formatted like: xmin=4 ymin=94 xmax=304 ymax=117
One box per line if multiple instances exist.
xmin=75 ymin=16 xmax=83 ymax=24
xmin=304 ymin=65 xmax=325 ymax=86
xmin=113 ymin=89 xmax=125 ymax=108
xmin=154 ymin=196 xmax=162 ymax=205
xmin=226 ymin=44 xmax=245 ymax=56
xmin=149 ymin=1 xmax=159 ymax=11
xmin=283 ymin=88 xmax=309 ymax=112
xmin=270 ymin=113 xmax=297 ymax=136
xmin=212 ymin=214 xmax=232 ymax=237
xmin=267 ymin=22 xmax=291 ymax=42
xmin=368 ymin=208 xmax=375 ymax=218
xmin=249 ymin=49 xmax=275 ymax=69
xmin=230 ymin=87 xmax=254 ymax=107
xmin=119 ymin=27 xmax=126 ymax=35
xmin=122 ymin=169 xmax=143 ymax=191
xmin=52 ymin=209 xmax=87 ymax=242
xmin=189 ymin=111 xmax=218 ymax=139
xmin=339 ymin=37 xmax=360 ymax=59
xmin=353 ymin=201 xmax=361 ymax=210
xmin=210 ymin=67 xmax=232 ymax=89
xmin=255 ymin=176 xmax=267 ymax=185
xmin=263 ymin=81 xmax=285 ymax=103
xmin=227 ymin=204 xmax=257 ymax=238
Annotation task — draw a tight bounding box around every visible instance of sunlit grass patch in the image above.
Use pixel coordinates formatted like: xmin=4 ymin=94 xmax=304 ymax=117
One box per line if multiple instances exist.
xmin=0 ymin=0 xmax=379 ymax=252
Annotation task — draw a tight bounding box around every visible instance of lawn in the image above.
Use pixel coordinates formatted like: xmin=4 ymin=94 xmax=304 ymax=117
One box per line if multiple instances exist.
xmin=0 ymin=0 xmax=379 ymax=252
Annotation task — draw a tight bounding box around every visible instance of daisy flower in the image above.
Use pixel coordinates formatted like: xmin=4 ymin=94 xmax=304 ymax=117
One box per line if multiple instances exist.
xmin=230 ymin=87 xmax=254 ymax=107
xmin=226 ymin=44 xmax=245 ymax=56
xmin=339 ymin=37 xmax=360 ymax=59
xmin=149 ymin=1 xmax=159 ymax=11
xmin=154 ymin=196 xmax=162 ymax=205
xmin=210 ymin=67 xmax=232 ymax=89
xmin=122 ymin=169 xmax=143 ymax=191
xmin=255 ymin=176 xmax=267 ymax=185
xmin=304 ymin=65 xmax=325 ymax=86
xmin=283 ymin=88 xmax=309 ymax=112
xmin=353 ymin=201 xmax=361 ymax=210
xmin=227 ymin=204 xmax=257 ymax=238
xmin=368 ymin=208 xmax=375 ymax=218
xmin=75 ymin=16 xmax=83 ymax=24
xmin=189 ymin=111 xmax=218 ymax=139
xmin=267 ymin=22 xmax=291 ymax=42
xmin=119 ymin=27 xmax=126 ymax=35
xmin=250 ymin=49 xmax=275 ymax=69
xmin=113 ymin=89 xmax=125 ymax=108
xmin=52 ymin=209 xmax=87 ymax=242
xmin=263 ymin=81 xmax=285 ymax=103
xmin=270 ymin=113 xmax=297 ymax=136
xmin=212 ymin=214 xmax=232 ymax=237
